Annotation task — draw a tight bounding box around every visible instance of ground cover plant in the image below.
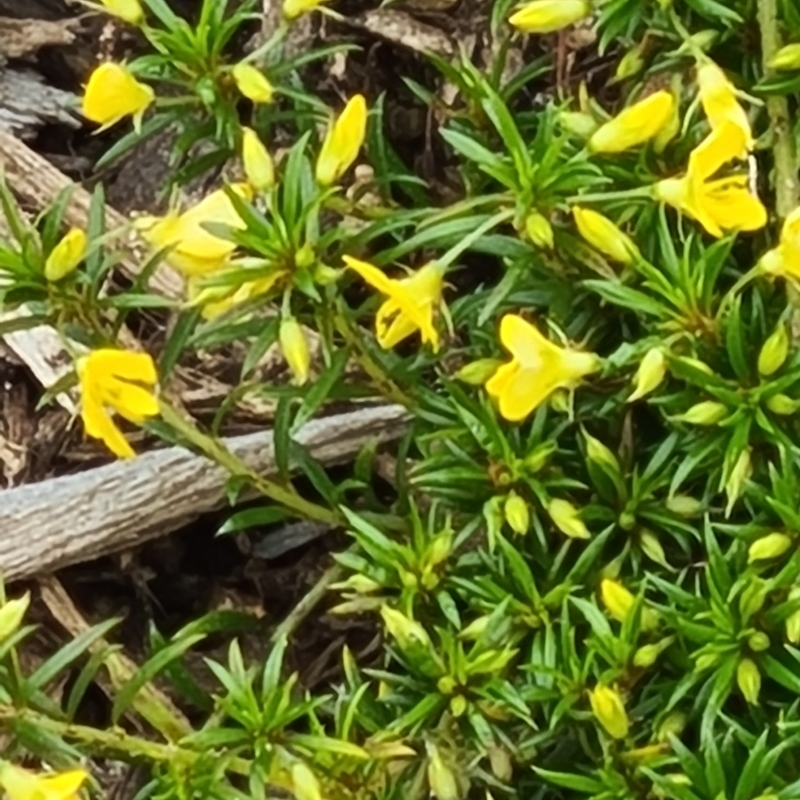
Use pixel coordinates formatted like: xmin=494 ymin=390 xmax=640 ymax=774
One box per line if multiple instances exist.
xmin=3 ymin=0 xmax=800 ymax=798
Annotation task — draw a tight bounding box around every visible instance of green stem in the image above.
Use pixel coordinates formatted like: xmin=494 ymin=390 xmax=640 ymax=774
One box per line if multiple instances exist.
xmin=158 ymin=401 xmax=341 ymax=527
xmin=567 ymin=186 xmax=654 ymax=205
xmin=757 ymin=0 xmax=800 ymax=218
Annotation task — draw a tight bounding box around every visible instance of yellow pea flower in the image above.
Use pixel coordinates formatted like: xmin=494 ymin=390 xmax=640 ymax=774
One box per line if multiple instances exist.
xmin=232 ymin=63 xmax=274 ymax=104
xmin=283 ymin=0 xmax=330 ymax=19
xmin=0 ymin=763 xmax=87 ymax=800
xmin=628 ymin=348 xmax=666 ymax=402
xmin=98 ymin=0 xmax=144 ymax=24
xmin=759 ymin=207 xmax=800 ymax=280
xmin=573 ymin=207 xmax=640 ymax=264
xmin=44 ymin=228 xmax=86 ymax=282
xmin=344 ymin=256 xmax=445 ymax=351
xmin=280 ymin=317 xmax=311 ymax=385
xmin=588 ymin=91 xmax=674 ymax=154
xmin=485 ymin=314 xmax=600 ymax=422
xmin=82 ymin=62 xmax=154 ymax=132
xmin=589 ymin=684 xmax=629 ymax=740
xmin=697 ymin=61 xmax=752 ymax=153
xmin=316 ymin=95 xmax=368 ymax=186
xmin=241 ymin=127 xmax=275 ymax=191
xmin=508 ymin=0 xmax=590 ymax=34
xmin=653 ymin=121 xmax=767 ymax=238
xmin=78 ymin=349 xmax=159 ymax=459
xmin=139 ymin=184 xmax=252 ymax=276
xmin=548 ymin=498 xmax=591 ymax=539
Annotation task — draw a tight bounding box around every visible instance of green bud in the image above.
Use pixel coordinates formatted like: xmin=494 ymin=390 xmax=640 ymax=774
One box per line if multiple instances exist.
xmin=656 ymin=711 xmax=687 ymax=743
xmin=455 ymin=359 xmax=503 ymax=385
xmin=0 ymin=592 xmax=30 ymax=641
xmin=483 ymin=496 xmax=504 ymax=550
xmin=583 ymin=428 xmax=620 ymax=473
xmin=676 ymin=29 xmax=718 ymax=53
xmin=628 ymin=347 xmax=667 ymax=402
xmin=504 ymin=491 xmax=530 ymax=535
xmin=694 ymin=651 xmax=720 ymax=672
xmin=737 ymin=657 xmax=761 ymax=705
xmin=615 ymin=44 xmax=645 ymax=81
xmin=291 ymin=762 xmax=322 ymax=800
xmin=666 ymin=495 xmax=704 ymax=517
xmin=758 ymin=325 xmax=789 ymax=377
xmin=770 ymin=43 xmax=800 ymax=71
xmin=295 ymin=243 xmax=315 ymax=269
xmin=766 ymin=393 xmax=800 ymax=415
xmin=559 ymin=110 xmax=599 ymax=139
xmin=640 ymin=529 xmax=671 ymax=569
xmin=787 ymin=586 xmax=800 ymax=644
xmin=674 ymin=401 xmax=728 ymax=425
xmin=380 ymin=606 xmax=432 ymax=653
xmin=725 ymin=447 xmax=752 ymax=518
xmin=524 ymin=212 xmax=554 ymax=249
xmin=426 ymin=743 xmax=460 ymax=800
xmin=748 ymin=532 xmax=793 ymax=563
xmin=523 ymin=441 xmax=557 ymax=473
xmin=739 ymin=578 xmax=768 ymax=622
xmin=437 ymin=675 xmax=457 ymax=694
xmin=459 ymin=615 xmax=490 ymax=640
xmin=450 ymin=694 xmax=467 ymax=717
xmin=487 ymin=745 xmax=513 ymax=783
xmin=748 ymin=631 xmax=770 ymax=652
xmin=313 ymin=263 xmax=340 ymax=285
xmin=633 ymin=636 xmax=674 ymax=668
xmin=332 ymin=574 xmax=382 ymax=594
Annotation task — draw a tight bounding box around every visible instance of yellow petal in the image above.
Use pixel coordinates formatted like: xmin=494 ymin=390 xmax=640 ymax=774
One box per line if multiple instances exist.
xmin=375 ymin=298 xmax=419 ymax=348
xmin=589 ymin=685 xmax=629 ymax=739
xmin=316 ymin=95 xmax=368 ymax=186
xmin=103 ymin=382 xmax=160 ymax=423
xmin=0 ymin=765 xmax=88 ymax=800
xmin=82 ymin=62 xmax=153 ymax=129
xmin=701 ymin=178 xmax=768 ymax=233
xmin=99 ymin=0 xmax=144 ymax=24
xmin=283 ymin=0 xmax=329 ymax=19
xmin=687 ymin=121 xmax=747 ymax=181
xmin=697 ymin=61 xmax=752 ymax=150
xmin=81 ymin=389 xmax=136 ymax=459
xmin=589 ymin=91 xmax=674 ymax=154
xmin=84 ymin=349 xmax=157 ymax=385
xmin=497 ymin=313 xmax=550 ymax=366
xmin=489 ymin=363 xmax=554 ymax=421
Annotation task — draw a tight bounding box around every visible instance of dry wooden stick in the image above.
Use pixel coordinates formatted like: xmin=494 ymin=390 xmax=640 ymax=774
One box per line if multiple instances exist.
xmin=0 ymin=404 xmax=409 ymax=582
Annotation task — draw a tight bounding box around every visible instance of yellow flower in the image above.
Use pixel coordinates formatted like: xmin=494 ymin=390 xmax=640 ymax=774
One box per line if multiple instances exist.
xmin=485 ymin=314 xmax=600 ymax=422
xmin=241 ymin=127 xmax=275 ymax=191
xmin=548 ymin=498 xmax=590 ymax=539
xmin=344 ymin=256 xmax=445 ymax=351
xmin=98 ymin=0 xmax=144 ymax=24
xmin=280 ymin=318 xmax=311 ymax=385
xmin=316 ymin=95 xmax=368 ymax=186
xmin=78 ymin=349 xmax=158 ymax=459
xmin=573 ymin=207 xmax=640 ymax=264
xmin=628 ymin=348 xmax=666 ymax=402
xmin=508 ymin=0 xmax=591 ymax=33
xmin=44 ymin=228 xmax=86 ymax=282
xmin=283 ymin=0 xmax=329 ymax=19
xmin=759 ymin=207 xmax=800 ymax=280
xmin=0 ymin=763 xmax=88 ymax=800
xmin=82 ymin=62 xmax=153 ymax=132
xmin=232 ymin=63 xmax=274 ymax=104
xmin=589 ymin=91 xmax=675 ymax=154
xmin=653 ymin=121 xmax=767 ymax=238
xmin=697 ymin=61 xmax=752 ymax=153
xmin=589 ymin=685 xmax=629 ymax=740
xmin=139 ymin=184 xmax=252 ymax=276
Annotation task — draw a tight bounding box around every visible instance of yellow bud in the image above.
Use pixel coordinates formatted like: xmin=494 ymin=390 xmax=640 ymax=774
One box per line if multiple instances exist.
xmin=316 ymin=95 xmax=368 ymax=186
xmin=787 ymin=587 xmax=800 ymax=644
xmin=82 ymin=61 xmax=154 ymax=131
xmin=633 ymin=644 xmax=661 ymax=668
xmin=583 ymin=429 xmax=620 ymax=473
xmin=573 ymin=207 xmax=640 ymax=265
xmin=748 ymin=532 xmax=793 ymax=563
xmin=232 ymin=63 xmax=274 ymax=104
xmin=748 ymin=631 xmax=770 ymax=652
xmin=725 ymin=447 xmax=752 ymax=518
xmin=769 ymin=43 xmax=800 ymax=71
xmin=504 ymin=491 xmax=530 ymax=535
xmin=737 ymin=657 xmax=761 ymax=705
xmin=44 ymin=228 xmax=86 ymax=281
xmin=450 ymin=694 xmax=467 ymax=716
xmin=674 ymin=400 xmax=727 ymax=425
xmin=666 ymin=495 xmax=704 ymax=517
xmin=0 ymin=592 xmax=30 ymax=641
xmin=600 ymin=578 xmax=634 ymax=622
xmin=589 ymin=91 xmax=675 ymax=154
xmin=455 ymin=359 xmax=503 ymax=385
xmin=380 ymin=606 xmax=432 ymax=653
xmin=99 ymin=0 xmax=144 ymax=24
xmin=766 ymin=393 xmax=800 ymax=415
xmin=548 ymin=498 xmax=590 ymax=539
xmin=508 ymin=0 xmax=591 ymax=33
xmin=291 ymin=762 xmax=322 ymax=800
xmin=653 ymin=88 xmax=681 ymax=153
xmin=628 ymin=348 xmax=667 ymax=402
xmin=758 ymin=326 xmax=789 ymax=377
xmin=589 ymin=684 xmax=629 ymax=740
xmin=524 ymin=211 xmax=554 ymax=249
xmin=279 ymin=318 xmax=311 ymax=386
xmin=656 ymin=711 xmax=687 ymax=743
xmin=559 ymin=110 xmax=599 ymax=139
xmin=283 ymin=0 xmax=329 ymax=19
xmin=426 ymin=743 xmax=460 ymax=800
xmin=241 ymin=127 xmax=275 ymax=191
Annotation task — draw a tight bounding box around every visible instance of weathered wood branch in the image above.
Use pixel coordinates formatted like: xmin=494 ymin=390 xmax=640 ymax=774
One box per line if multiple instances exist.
xmin=0 ymin=404 xmax=409 ymax=582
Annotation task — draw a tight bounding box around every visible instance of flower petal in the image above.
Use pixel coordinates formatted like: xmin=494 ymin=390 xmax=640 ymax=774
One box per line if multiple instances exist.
xmin=687 ymin=121 xmax=747 ymax=181
xmin=82 ymin=390 xmax=136 ymax=459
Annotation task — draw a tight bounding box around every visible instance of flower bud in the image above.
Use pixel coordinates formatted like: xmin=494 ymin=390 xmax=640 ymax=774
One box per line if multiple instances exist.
xmin=758 ymin=326 xmax=789 ymax=377
xmin=232 ymin=63 xmax=274 ymax=104
xmin=666 ymin=495 xmax=704 ymax=517
xmin=291 ymin=762 xmax=322 ymax=800
xmin=600 ymin=578 xmax=634 ymax=622
xmin=748 ymin=631 xmax=770 ymax=652
xmin=628 ymin=348 xmax=667 ymax=402
xmin=787 ymin=586 xmax=800 ymax=644
xmin=0 ymin=592 xmax=30 ymax=641
xmin=589 ymin=684 xmax=629 ymax=740
xmin=426 ymin=532 xmax=452 ymax=569
xmin=573 ymin=206 xmax=640 ymax=265
xmin=313 ymin=263 xmax=340 ymax=285
xmin=615 ymin=44 xmax=645 ymax=81
xmin=450 ymin=694 xmax=467 ymax=717
xmin=524 ymin=212 xmax=554 ymax=249
xmin=748 ymin=532 xmax=792 ymax=563
xmin=694 ymin=652 xmax=720 ymax=672
xmin=316 ymin=95 xmax=368 ymax=186
xmin=283 ymin=0 xmax=329 ymax=19
xmin=674 ymin=401 xmax=727 ymax=425
xmin=769 ymin=43 xmax=800 ymax=71
xmin=656 ymin=711 xmax=687 ymax=743
xmin=640 ymin=529 xmax=670 ymax=569
xmin=633 ymin=636 xmax=674 ymax=668
xmin=504 ymin=491 xmax=530 ymax=535
xmin=459 ymin=615 xmax=490 ymax=640
xmin=766 ymin=393 xmax=800 ymax=415
xmin=333 ymin=574 xmax=382 ymax=594
xmin=44 ymin=228 xmax=86 ymax=282
xmin=279 ymin=318 xmax=311 ymax=386
xmin=380 ymin=606 xmax=433 ymax=653
xmin=739 ymin=578 xmax=768 ymax=622
xmin=523 ymin=441 xmax=556 ymax=473
xmin=588 ymin=91 xmax=675 ymax=154
xmin=487 ymin=745 xmax=513 ymax=783
xmin=241 ymin=127 xmax=275 ymax=191
xmin=559 ymin=110 xmax=599 ymax=139
xmin=426 ymin=743 xmax=459 ymax=800
xmin=508 ymin=0 xmax=591 ymax=33
xmin=737 ymin=657 xmax=761 ymax=705
xmin=455 ymin=359 xmax=503 ymax=385
xmin=99 ymin=0 xmax=144 ymax=24
xmin=583 ymin=429 xmax=620 ymax=473
xmin=725 ymin=447 xmax=752 ymax=518
xmin=548 ymin=498 xmax=590 ymax=540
